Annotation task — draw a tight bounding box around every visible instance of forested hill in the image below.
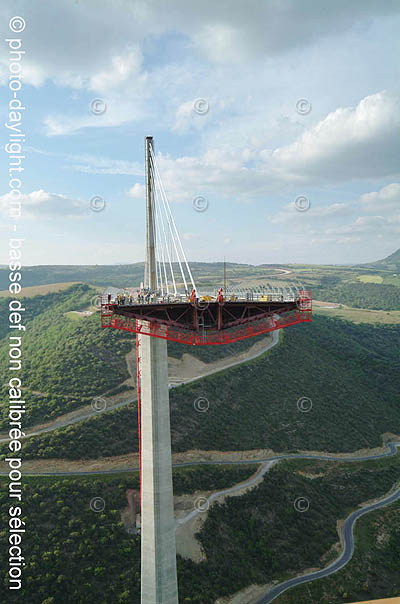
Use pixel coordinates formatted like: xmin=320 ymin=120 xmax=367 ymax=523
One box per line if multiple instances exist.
xmin=314 ymin=281 xmax=400 ymax=311
xmin=11 ymin=314 xmax=400 ymax=461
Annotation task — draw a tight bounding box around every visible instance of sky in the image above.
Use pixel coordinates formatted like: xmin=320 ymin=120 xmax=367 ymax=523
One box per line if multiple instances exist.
xmin=1 ymin=0 xmax=400 ymax=266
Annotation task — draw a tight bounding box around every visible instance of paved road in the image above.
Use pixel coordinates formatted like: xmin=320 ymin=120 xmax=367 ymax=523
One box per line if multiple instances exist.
xmin=8 ymin=441 xmax=399 ymax=477
xmin=0 ymin=331 xmax=279 ymax=443
xmin=0 ymin=397 xmax=137 ymax=443
xmin=256 ymin=468 xmax=400 ymax=602
xmin=176 ymin=460 xmax=276 ymax=528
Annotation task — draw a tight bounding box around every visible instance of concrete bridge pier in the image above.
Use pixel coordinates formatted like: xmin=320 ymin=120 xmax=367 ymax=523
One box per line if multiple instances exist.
xmin=139 ymin=328 xmax=178 ymax=603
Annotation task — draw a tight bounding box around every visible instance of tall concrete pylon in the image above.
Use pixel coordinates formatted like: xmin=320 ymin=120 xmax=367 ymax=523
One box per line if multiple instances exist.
xmin=139 ymin=136 xmax=179 ymax=603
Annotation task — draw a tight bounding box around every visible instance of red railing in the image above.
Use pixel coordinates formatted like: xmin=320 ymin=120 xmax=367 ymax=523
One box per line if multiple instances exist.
xmin=136 ymin=325 xmax=142 ymax=510
xmin=101 ymin=291 xmax=312 ymax=345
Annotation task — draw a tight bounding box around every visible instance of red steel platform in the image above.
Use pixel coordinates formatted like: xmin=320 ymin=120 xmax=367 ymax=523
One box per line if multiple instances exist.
xmin=101 ymin=290 xmax=312 ymax=345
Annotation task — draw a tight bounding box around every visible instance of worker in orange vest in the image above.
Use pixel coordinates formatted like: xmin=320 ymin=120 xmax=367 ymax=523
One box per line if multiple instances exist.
xmin=217 ymin=287 xmax=223 ymax=303
xmin=190 ymin=289 xmax=196 ymax=303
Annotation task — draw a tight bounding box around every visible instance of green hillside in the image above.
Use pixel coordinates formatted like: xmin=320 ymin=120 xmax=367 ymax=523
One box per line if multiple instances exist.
xmin=0 ymin=284 xmax=132 ymax=400
xmin=314 ymin=281 xmax=400 ymax=310
xmin=0 ymin=464 xmax=255 ymax=604
xmin=277 ymin=500 xmax=400 ymax=603
xmin=0 ymin=261 xmax=277 ymax=291
xmin=184 ymin=453 xmax=400 ymax=602
xmin=0 ymin=454 xmax=398 ymax=603
xmin=12 ymin=315 xmax=400 ymax=460
xmin=0 ymin=284 xmax=269 ymax=430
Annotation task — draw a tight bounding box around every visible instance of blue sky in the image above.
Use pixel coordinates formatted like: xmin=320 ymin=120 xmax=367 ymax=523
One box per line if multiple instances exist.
xmin=1 ymin=0 xmax=400 ymax=266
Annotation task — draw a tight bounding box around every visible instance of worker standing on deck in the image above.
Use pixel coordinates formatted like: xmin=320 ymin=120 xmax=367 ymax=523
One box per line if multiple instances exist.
xmin=217 ymin=287 xmax=223 ymax=303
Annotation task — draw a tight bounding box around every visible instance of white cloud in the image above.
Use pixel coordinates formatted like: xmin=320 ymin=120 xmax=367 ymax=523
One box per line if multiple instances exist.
xmin=183 ymin=232 xmax=200 ymax=241
xmin=0 ymin=190 xmax=88 ymax=218
xmin=2 ymin=0 xmax=398 ymax=89
xmin=69 ymin=155 xmax=143 ymax=176
xmin=89 ymin=48 xmax=142 ymax=92
xmin=359 ymin=182 xmax=400 ymax=212
xmin=2 ymin=1 xmax=400 ymax=265
xmin=133 ymin=92 xmax=400 ymax=207
xmin=128 ymin=183 xmax=145 ymax=199
xmin=269 ymin=91 xmax=400 ymax=182
xmin=173 ymin=100 xmax=211 ymax=133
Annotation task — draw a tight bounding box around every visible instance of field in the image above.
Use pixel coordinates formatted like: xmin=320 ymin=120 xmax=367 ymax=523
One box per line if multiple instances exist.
xmin=358 ymin=274 xmax=384 ymax=283
xmin=313 ymin=304 xmax=400 ymax=324
xmin=0 ymin=281 xmax=85 ymax=297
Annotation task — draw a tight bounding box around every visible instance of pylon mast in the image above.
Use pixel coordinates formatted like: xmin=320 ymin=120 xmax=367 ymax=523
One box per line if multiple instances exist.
xmin=139 ymin=137 xmax=179 ymax=603
xmin=145 ymin=136 xmax=156 ymax=290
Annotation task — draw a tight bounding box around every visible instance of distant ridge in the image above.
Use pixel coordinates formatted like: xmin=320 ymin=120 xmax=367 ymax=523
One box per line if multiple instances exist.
xmin=361 ymin=247 xmax=400 ymax=270
xmin=374 ymin=247 xmax=400 ymax=265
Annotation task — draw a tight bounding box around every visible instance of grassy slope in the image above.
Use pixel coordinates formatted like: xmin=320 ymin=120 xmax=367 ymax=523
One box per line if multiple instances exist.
xmin=0 ymin=284 xmax=132 ymax=398
xmin=11 ymin=315 xmax=400 ymax=460
xmin=0 ymin=284 xmax=269 ymax=429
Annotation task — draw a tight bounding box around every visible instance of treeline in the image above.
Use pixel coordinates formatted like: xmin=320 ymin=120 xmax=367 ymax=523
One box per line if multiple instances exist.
xmin=0 ymin=264 xmax=145 ymax=290
xmin=0 ymin=464 xmax=256 ymax=603
xmin=0 ymin=283 xmax=271 ymax=430
xmin=0 ymin=261 xmax=272 ymax=290
xmin=0 ymin=284 xmax=94 ymax=339
xmin=315 ymin=281 xmax=400 ymax=310
xmin=1 ymin=454 xmax=398 ymax=602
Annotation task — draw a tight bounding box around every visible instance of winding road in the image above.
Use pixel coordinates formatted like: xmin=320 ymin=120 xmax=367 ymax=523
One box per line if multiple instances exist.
xmin=0 ymin=331 xmax=279 ymax=443
xmin=2 ymin=325 xmax=399 ymax=602
xmin=5 ymin=442 xmax=399 ymax=602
